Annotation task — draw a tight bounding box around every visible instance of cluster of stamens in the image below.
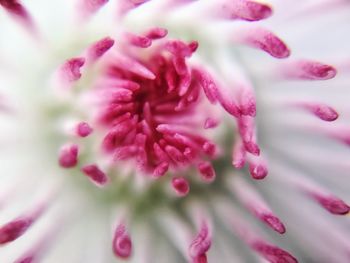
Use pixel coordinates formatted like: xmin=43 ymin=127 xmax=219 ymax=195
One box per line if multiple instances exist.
xmin=98 ymin=39 xmax=217 ymax=182
xmin=56 ymin=29 xmax=222 ymax=198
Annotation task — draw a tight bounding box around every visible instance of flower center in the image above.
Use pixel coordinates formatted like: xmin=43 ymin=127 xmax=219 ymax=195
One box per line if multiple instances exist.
xmin=96 ymin=42 xmax=217 ymax=179
xmin=55 ymin=32 xmax=220 ymax=198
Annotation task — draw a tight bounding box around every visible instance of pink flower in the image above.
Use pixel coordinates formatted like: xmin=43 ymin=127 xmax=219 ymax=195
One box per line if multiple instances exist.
xmin=0 ymin=1 xmax=350 ymax=262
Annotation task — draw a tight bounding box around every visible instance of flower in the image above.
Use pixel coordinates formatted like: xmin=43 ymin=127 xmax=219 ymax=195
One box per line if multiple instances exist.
xmin=1 ymin=0 xmax=350 ymax=262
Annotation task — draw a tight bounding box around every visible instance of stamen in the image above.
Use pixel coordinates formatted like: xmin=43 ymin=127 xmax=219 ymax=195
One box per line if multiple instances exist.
xmin=164 ymin=145 xmax=185 ymax=163
xmin=208 ymin=0 xmax=273 ymax=21
xmin=76 ymin=122 xmax=93 ymax=137
xmin=189 ymin=221 xmax=211 ymax=263
xmin=59 ymin=57 xmax=85 ymax=85
xmin=145 ymin=27 xmax=168 ymax=40
xmin=87 ymin=37 xmax=115 ymax=63
xmin=112 ymin=223 xmax=132 ymax=259
xmin=197 ymin=162 xmax=216 ymax=183
xmin=234 ymin=28 xmax=290 ymax=59
xmin=282 ymin=170 xmax=350 ymax=215
xmin=292 ymin=102 xmax=339 ymax=122
xmin=0 ymin=204 xmax=47 ymax=245
xmin=218 ymin=95 xmax=241 ymax=118
xmin=238 ymin=88 xmax=256 ymax=117
xmin=58 ymin=144 xmax=79 ymax=168
xmin=202 ymin=141 xmax=216 ymax=157
xmin=247 ymin=155 xmax=268 ymax=180
xmin=193 ymin=68 xmax=219 ymax=104
xmin=164 ymin=40 xmax=197 ymax=58
xmin=0 ymin=217 xmax=34 ymax=244
xmin=280 ymin=60 xmax=337 ymax=80
xmin=251 ymin=241 xmax=298 ymax=263
xmin=311 ymin=193 xmax=350 ymax=215
xmin=125 ymin=32 xmax=152 ymax=48
xmin=229 ymin=176 xmax=286 ymax=234
xmin=261 ymin=214 xmax=286 ymax=234
xmin=0 ymin=0 xmax=36 ymax=34
xmin=81 ymin=164 xmax=109 ymax=187
xmin=153 ymin=161 xmax=169 ymax=178
xmin=153 ymin=143 xmax=169 ymax=162
xmin=171 ymin=176 xmax=190 ymax=196
xmin=217 ymin=204 xmax=297 ymax=263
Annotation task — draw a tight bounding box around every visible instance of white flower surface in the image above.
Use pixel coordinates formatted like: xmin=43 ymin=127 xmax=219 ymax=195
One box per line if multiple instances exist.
xmin=1 ymin=1 xmax=350 ymax=263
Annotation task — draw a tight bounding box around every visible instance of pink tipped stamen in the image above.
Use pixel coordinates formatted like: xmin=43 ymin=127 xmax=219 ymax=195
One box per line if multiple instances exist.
xmin=0 ymin=217 xmax=34 ymax=244
xmin=189 ymin=222 xmax=212 ymax=263
xmin=235 ymin=28 xmax=290 ymax=59
xmin=76 ymin=122 xmax=93 ymax=137
xmin=218 ymin=95 xmax=241 ymax=118
xmin=296 ymin=102 xmax=339 ymax=122
xmin=0 ymin=204 xmax=47 ymax=245
xmin=171 ymin=176 xmax=190 ymax=196
xmin=0 ymin=0 xmax=36 ymax=33
xmin=125 ymin=32 xmax=152 ymax=48
xmin=0 ymin=0 xmax=28 ymax=18
xmin=210 ymin=0 xmax=272 ymax=21
xmin=280 ymin=60 xmax=337 ymax=80
xmin=238 ymin=88 xmax=256 ymax=117
xmin=87 ymin=37 xmax=115 ymax=63
xmin=59 ymin=57 xmax=85 ymax=84
xmin=202 ymin=141 xmax=216 ymax=157
xmin=81 ymin=164 xmax=109 ymax=187
xmin=248 ymin=157 xmax=268 ymax=180
xmin=188 ymin=41 xmax=199 ymax=53
xmin=164 ymin=40 xmax=198 ymax=58
xmin=145 ymin=27 xmax=168 ymax=40
xmin=222 ymin=209 xmax=298 ymax=263
xmin=58 ymin=144 xmax=79 ymax=168
xmin=251 ymin=241 xmax=298 ymax=263
xmin=153 ymin=161 xmax=169 ymax=178
xmin=113 ymin=224 xmax=132 ymax=259
xmin=286 ymin=173 xmax=350 ymax=216
xmin=261 ymin=214 xmax=286 ymax=234
xmin=231 ymin=177 xmax=285 ymax=233
xmin=311 ymin=193 xmax=350 ymax=215
xmin=193 ymin=68 xmax=220 ymax=104
xmin=198 ymin=162 xmax=216 ymax=183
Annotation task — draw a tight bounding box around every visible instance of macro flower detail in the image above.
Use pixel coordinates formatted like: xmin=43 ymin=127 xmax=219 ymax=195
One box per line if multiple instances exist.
xmin=92 ymin=36 xmax=218 ymax=179
xmin=1 ymin=0 xmax=350 ymax=263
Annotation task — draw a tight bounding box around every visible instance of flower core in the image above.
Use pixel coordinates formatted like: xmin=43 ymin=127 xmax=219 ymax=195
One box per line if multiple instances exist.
xmin=97 ymin=38 xmax=217 ymax=179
